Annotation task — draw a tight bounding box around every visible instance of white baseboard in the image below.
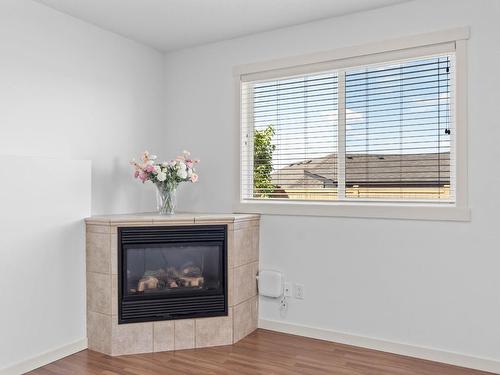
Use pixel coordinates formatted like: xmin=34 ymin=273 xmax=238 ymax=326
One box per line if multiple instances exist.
xmin=0 ymin=338 xmax=88 ymax=375
xmin=259 ymin=319 xmax=500 ymax=374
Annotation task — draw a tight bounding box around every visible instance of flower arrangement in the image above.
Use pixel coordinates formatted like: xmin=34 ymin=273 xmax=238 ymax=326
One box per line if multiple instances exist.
xmin=130 ymin=150 xmax=199 ymax=215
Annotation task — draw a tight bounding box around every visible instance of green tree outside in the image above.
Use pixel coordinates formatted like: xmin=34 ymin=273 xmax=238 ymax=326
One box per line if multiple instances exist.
xmin=253 ymin=125 xmax=276 ymax=198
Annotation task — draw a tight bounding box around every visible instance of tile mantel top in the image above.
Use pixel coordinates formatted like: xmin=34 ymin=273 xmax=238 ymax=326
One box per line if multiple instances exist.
xmin=85 ymin=212 xmax=260 ymax=225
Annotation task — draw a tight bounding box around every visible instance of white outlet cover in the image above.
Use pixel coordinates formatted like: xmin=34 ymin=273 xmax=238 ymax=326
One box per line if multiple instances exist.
xmin=294 ymin=283 xmax=305 ymax=299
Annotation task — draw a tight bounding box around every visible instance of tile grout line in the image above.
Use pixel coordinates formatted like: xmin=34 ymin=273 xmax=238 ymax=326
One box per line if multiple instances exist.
xmin=108 ymin=232 xmax=112 ymax=274
xmin=109 ymin=272 xmax=112 ymax=316
xmin=234 ymin=258 xmax=259 ymax=268
xmin=87 ymin=270 xmax=114 ymax=276
xmin=232 ymin=306 xmax=235 ymax=344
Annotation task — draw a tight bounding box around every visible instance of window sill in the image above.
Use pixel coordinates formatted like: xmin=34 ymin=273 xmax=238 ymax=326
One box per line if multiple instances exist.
xmin=235 ymin=200 xmax=470 ymax=221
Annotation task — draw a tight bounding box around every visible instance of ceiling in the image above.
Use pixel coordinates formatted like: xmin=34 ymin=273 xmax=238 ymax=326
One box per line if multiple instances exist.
xmin=34 ymin=0 xmax=411 ymax=52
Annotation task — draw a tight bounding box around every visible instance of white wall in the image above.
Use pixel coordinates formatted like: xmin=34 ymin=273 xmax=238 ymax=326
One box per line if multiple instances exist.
xmin=163 ymin=0 xmax=500 ymax=364
xmin=0 ymin=0 xmax=165 ymax=371
xmin=0 ymin=156 xmax=90 ymax=374
xmin=0 ymin=0 xmax=166 ymax=215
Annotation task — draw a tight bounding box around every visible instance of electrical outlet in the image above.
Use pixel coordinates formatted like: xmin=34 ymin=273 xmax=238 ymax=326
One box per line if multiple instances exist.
xmin=280 ymin=296 xmax=288 ymax=311
xmin=294 ymin=283 xmax=305 ymax=299
xmin=284 ymin=282 xmax=292 ymax=297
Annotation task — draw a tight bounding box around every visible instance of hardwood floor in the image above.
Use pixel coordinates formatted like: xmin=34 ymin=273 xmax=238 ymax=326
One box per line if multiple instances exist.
xmin=29 ymin=329 xmax=492 ymax=375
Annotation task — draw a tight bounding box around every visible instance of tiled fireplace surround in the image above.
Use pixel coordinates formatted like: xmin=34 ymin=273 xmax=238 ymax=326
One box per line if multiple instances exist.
xmin=85 ymin=213 xmax=259 ymax=356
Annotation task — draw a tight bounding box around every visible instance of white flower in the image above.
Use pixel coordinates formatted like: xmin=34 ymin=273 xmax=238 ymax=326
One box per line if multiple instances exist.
xmin=161 ymin=162 xmax=169 ymax=168
xmin=187 ymin=168 xmax=193 ymax=178
xmin=157 ymin=172 xmax=167 ymax=182
xmin=177 ymin=161 xmax=187 ymax=171
xmin=177 ymin=168 xmax=188 ymax=179
xmin=154 ymin=166 xmax=161 ymax=174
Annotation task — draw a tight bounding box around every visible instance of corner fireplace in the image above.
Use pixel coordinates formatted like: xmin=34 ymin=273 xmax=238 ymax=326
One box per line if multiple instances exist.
xmin=118 ymin=225 xmax=227 ymax=324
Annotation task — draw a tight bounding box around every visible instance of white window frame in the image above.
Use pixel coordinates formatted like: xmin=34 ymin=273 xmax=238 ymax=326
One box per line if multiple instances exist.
xmin=234 ymin=27 xmax=470 ymax=221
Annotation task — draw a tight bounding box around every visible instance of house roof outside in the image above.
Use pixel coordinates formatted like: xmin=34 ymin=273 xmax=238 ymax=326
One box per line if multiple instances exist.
xmin=271 ymin=152 xmax=451 ymax=189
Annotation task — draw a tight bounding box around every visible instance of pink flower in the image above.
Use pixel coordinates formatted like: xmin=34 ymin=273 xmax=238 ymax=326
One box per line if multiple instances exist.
xmin=186 ymin=160 xmax=193 ymax=168
xmin=134 ymin=170 xmax=140 ymax=178
xmin=138 ymin=171 xmax=148 ymax=183
xmin=190 ymin=173 xmax=198 ymax=183
xmin=145 ymin=164 xmax=155 ymax=173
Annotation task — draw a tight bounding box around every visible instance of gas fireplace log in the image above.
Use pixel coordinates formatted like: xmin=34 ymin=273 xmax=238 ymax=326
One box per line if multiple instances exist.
xmin=180 ymin=262 xmax=202 ymax=278
xmin=167 ymin=278 xmax=179 ymax=288
xmin=137 ymin=276 xmax=159 ymax=292
xmin=179 ymin=276 xmax=204 ymax=287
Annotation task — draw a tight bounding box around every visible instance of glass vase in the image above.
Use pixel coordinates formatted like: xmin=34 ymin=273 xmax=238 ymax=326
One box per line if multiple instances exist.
xmin=155 ymin=183 xmax=177 ymax=215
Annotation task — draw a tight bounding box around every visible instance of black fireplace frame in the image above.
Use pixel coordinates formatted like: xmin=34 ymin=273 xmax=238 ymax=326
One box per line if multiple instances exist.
xmin=117 ymin=225 xmax=228 ymax=324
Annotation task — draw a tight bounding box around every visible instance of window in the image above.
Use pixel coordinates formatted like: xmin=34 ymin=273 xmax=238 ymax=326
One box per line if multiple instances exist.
xmin=247 ymin=72 xmax=340 ymax=201
xmin=237 ymin=29 xmax=469 ymax=220
xmin=344 ymin=56 xmax=453 ymax=201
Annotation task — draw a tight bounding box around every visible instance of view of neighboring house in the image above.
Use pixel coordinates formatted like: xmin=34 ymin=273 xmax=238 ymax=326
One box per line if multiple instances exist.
xmin=271 ymin=152 xmax=451 ymax=200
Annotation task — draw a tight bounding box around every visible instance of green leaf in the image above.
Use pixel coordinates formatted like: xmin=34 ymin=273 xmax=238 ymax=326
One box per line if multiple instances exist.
xmin=253 ymin=125 xmax=277 ymax=198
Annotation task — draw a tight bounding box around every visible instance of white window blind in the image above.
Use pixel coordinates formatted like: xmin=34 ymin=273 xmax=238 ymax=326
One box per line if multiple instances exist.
xmin=240 ymin=51 xmax=456 ymax=204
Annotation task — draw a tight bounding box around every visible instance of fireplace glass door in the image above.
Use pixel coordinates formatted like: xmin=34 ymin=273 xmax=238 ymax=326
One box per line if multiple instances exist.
xmin=118 ymin=225 xmax=227 ymax=324
xmin=124 ymin=244 xmax=222 ymax=297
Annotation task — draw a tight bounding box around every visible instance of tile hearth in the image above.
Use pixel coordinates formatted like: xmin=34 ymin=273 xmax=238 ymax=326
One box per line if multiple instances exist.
xmin=85 ymin=213 xmax=259 ymax=356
